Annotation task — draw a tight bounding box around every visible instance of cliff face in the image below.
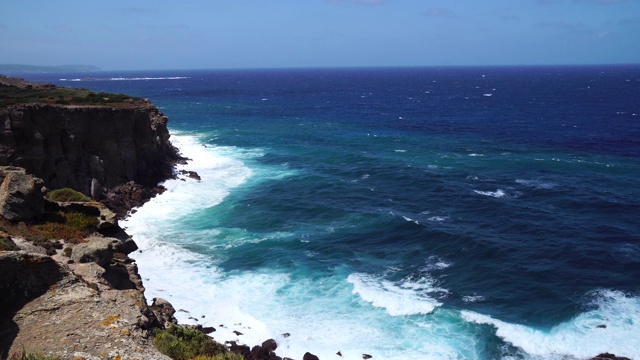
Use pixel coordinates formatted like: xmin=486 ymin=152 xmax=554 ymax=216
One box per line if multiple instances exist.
xmin=0 ymin=103 xmax=181 ymax=196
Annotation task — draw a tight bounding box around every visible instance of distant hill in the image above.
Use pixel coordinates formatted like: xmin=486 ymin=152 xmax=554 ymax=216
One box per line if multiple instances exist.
xmin=0 ymin=64 xmax=100 ymax=74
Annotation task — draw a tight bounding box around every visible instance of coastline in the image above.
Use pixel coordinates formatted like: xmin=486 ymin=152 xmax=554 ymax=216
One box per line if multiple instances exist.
xmin=2 ymin=72 xmax=636 ymax=360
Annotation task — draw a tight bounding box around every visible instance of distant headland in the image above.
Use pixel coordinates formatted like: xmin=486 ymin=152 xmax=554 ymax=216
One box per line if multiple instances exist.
xmin=0 ymin=64 xmax=100 ymax=74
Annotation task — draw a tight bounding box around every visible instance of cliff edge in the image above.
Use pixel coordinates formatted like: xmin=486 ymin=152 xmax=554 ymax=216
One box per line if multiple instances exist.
xmin=0 ymin=75 xmax=184 ymax=216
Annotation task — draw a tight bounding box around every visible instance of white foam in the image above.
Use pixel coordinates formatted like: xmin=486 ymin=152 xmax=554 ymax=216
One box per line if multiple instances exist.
xmin=461 ymin=289 xmax=640 ymax=359
xmin=474 ymin=189 xmax=508 ymax=198
xmin=123 ymin=133 xmax=465 ymax=359
xmin=515 ymin=179 xmax=556 ymax=189
xmin=136 ymin=135 xmax=252 ymax=219
xmin=421 ymin=256 xmax=451 ymax=271
xmin=468 ymin=153 xmax=484 ymax=157
xmin=347 ymin=273 xmax=443 ymax=316
xmin=462 ymin=295 xmax=485 ymax=303
xmin=402 ymin=216 xmax=420 ymax=225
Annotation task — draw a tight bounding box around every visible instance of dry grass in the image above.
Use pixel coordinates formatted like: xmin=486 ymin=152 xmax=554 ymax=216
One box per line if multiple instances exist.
xmin=0 ymin=211 xmax=98 ymax=253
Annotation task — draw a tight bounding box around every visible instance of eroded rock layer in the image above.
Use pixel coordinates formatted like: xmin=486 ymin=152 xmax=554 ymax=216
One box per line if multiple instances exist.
xmin=0 ymin=103 xmax=182 ymax=214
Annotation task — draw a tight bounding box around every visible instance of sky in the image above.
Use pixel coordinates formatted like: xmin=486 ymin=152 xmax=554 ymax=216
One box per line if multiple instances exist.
xmin=1 ymin=0 xmax=639 ymax=70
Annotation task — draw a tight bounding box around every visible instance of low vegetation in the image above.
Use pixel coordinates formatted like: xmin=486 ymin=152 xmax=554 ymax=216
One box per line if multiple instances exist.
xmin=152 ymin=325 xmax=243 ymax=360
xmin=0 ymin=211 xmax=98 ymax=254
xmin=45 ymin=188 xmax=91 ymax=203
xmin=0 ymin=82 xmax=146 ymax=108
xmin=0 ymin=234 xmax=19 ymax=251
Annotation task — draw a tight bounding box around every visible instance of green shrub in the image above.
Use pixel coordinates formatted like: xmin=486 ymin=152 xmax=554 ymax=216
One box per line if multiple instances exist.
xmin=152 ymin=325 xmax=233 ymax=360
xmin=32 ymin=211 xmax=97 ymax=241
xmin=0 ymin=236 xmax=18 ymax=251
xmin=45 ymin=188 xmax=91 ymax=202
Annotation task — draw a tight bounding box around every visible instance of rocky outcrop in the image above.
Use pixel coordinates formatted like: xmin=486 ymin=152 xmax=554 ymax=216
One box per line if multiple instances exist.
xmin=6 ymin=268 xmax=169 ymax=360
xmin=0 ymin=102 xmax=183 ymax=216
xmin=0 ymin=251 xmax=66 ymax=315
xmin=0 ymin=242 xmax=169 ymax=360
xmin=150 ymin=297 xmax=178 ymax=328
xmin=0 ymin=166 xmax=45 ymax=221
xmin=71 ymin=236 xmax=114 ymax=267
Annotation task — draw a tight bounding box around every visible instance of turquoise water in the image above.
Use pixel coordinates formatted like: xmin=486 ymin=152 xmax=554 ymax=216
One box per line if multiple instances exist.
xmin=30 ymin=66 xmax=640 ymax=359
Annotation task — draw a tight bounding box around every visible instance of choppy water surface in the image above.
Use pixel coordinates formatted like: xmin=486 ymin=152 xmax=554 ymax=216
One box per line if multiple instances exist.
xmin=33 ymin=66 xmax=640 ymax=359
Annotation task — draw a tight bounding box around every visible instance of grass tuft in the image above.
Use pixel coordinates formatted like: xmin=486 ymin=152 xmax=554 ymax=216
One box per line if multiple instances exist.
xmin=152 ymin=325 xmax=240 ymax=360
xmin=45 ymin=188 xmax=91 ymax=203
xmin=0 ymin=235 xmax=19 ymax=251
xmin=0 ymin=211 xmax=98 ymax=246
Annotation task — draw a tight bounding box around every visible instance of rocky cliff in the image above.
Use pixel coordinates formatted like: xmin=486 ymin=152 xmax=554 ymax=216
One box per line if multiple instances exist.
xmin=0 ymin=102 xmax=183 ymax=215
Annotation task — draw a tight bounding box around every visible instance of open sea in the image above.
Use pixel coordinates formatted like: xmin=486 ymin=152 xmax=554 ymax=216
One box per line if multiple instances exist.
xmin=26 ymin=66 xmax=640 ymax=360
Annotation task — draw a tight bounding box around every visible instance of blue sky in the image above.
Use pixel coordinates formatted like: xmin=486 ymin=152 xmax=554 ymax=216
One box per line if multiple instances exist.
xmin=1 ymin=0 xmax=639 ymax=70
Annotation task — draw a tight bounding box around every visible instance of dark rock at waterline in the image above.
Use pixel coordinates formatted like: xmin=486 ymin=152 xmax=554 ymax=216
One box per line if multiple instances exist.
xmin=202 ymin=326 xmax=216 ymax=334
xmin=150 ymin=297 xmax=177 ymax=327
xmin=303 ymin=352 xmax=320 ymax=360
xmin=363 ymin=355 xmax=372 ymax=359
xmin=113 ymin=237 xmax=138 ymax=254
xmin=262 ymin=338 xmax=278 ymax=352
xmin=591 ymin=354 xmax=631 ymax=360
xmin=179 ymin=169 xmax=201 ymax=181
xmin=228 ymin=341 xmax=251 ymax=359
xmin=596 ymin=324 xmax=607 ymax=329
xmin=233 ymin=330 xmax=244 ymax=336
xmin=250 ymin=342 xmax=282 ymax=360
xmin=282 ymin=332 xmax=290 ymax=338
xmin=337 ymin=351 xmax=342 ymax=357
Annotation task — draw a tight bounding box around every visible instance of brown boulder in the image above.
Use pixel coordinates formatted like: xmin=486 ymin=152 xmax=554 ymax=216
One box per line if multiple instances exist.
xmin=71 ymin=236 xmax=113 ymax=267
xmin=0 ymin=166 xmax=45 ymax=221
xmin=150 ymin=297 xmax=178 ymax=327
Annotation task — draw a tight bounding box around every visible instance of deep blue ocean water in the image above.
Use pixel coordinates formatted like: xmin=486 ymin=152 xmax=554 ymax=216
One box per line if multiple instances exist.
xmin=26 ymin=66 xmax=640 ymax=359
